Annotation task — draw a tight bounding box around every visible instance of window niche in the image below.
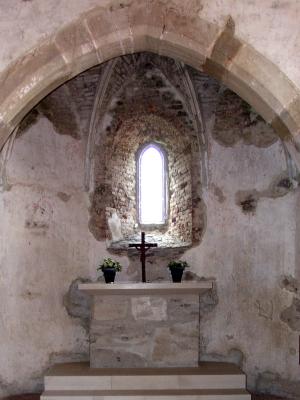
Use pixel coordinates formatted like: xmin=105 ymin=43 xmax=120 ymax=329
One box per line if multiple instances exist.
xmin=89 ymin=114 xmax=204 ymax=250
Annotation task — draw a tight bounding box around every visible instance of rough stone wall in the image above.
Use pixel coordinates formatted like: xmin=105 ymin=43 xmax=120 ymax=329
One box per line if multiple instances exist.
xmin=169 ymin=146 xmax=193 ymax=243
xmin=213 ymin=88 xmax=278 ymax=148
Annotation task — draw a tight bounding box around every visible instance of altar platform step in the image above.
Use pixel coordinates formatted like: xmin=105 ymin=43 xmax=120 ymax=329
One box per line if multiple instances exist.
xmin=43 ymin=362 xmax=246 ymax=391
xmin=41 ymin=388 xmax=250 ymax=400
xmin=41 ymin=362 xmax=250 ymax=400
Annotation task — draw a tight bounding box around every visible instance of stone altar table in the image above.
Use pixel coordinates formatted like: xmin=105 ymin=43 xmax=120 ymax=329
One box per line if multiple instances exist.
xmin=79 ymin=282 xmax=213 ymax=368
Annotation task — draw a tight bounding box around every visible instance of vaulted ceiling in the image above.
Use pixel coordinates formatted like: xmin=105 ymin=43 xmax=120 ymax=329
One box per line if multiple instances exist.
xmin=18 ymin=52 xmax=283 ymax=185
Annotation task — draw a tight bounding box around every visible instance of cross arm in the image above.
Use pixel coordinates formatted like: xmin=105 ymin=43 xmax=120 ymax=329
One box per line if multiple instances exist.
xmin=129 ymin=244 xmax=141 ymax=249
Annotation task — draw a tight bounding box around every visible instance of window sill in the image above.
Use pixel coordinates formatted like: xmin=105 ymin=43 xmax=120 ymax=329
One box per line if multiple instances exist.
xmin=107 ymin=233 xmax=192 ymax=251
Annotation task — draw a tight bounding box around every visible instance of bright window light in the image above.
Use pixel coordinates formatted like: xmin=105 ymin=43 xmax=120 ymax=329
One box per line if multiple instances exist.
xmin=138 ymin=144 xmax=166 ymax=224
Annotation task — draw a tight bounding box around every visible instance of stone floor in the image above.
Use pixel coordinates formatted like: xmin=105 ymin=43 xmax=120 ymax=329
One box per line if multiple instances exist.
xmin=2 ymin=393 xmax=291 ymax=400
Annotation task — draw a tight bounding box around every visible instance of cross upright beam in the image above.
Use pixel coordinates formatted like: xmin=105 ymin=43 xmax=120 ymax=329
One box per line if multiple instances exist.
xmin=129 ymin=232 xmax=157 ymax=282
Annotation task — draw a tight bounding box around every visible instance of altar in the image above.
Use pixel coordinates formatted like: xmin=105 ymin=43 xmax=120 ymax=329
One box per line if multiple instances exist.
xmin=41 ymin=280 xmax=251 ymax=400
xmin=79 ymin=282 xmax=213 ymax=368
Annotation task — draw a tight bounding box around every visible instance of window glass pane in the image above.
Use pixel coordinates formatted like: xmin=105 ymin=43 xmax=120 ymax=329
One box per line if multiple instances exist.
xmin=139 ymin=145 xmax=164 ymax=224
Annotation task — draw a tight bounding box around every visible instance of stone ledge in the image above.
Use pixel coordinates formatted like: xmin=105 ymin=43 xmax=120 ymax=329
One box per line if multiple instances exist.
xmin=78 ymin=282 xmax=213 ymax=295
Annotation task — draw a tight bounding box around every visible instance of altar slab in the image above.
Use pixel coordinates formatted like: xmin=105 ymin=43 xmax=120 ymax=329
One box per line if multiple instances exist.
xmin=78 ymin=281 xmax=213 ymax=295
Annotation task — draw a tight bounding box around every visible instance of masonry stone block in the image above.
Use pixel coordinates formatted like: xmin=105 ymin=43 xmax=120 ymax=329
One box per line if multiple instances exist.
xmin=276 ymin=96 xmax=300 ymax=143
xmin=129 ymin=1 xmax=165 ymax=38
xmin=91 ymin=348 xmax=147 ymax=368
xmin=129 ymin=2 xmax=166 ymax=54
xmin=229 ymin=46 xmax=297 ymax=117
xmin=271 ymin=115 xmax=293 ymax=141
xmin=205 ymin=56 xmax=278 ymax=125
xmin=55 ymin=20 xmax=99 ymax=75
xmin=152 ymin=322 xmax=199 ymax=366
xmin=93 ymin=295 xmax=129 ymax=321
xmin=209 ymin=28 xmax=242 ymax=69
xmin=159 ymin=38 xmax=204 ymax=71
xmin=164 ymin=9 xmax=218 ymax=54
xmin=167 ymin=295 xmax=199 ymax=322
xmin=131 ymin=296 xmax=168 ymax=321
xmin=0 ymin=41 xmax=66 ymax=104
xmin=85 ymin=6 xmax=133 ymax=62
xmin=0 ymin=41 xmax=70 ymax=132
xmin=90 ymin=293 xmax=200 ymax=368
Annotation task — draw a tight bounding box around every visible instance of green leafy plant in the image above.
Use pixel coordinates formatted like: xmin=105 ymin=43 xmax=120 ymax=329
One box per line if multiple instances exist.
xmin=167 ymin=260 xmax=189 ymax=269
xmin=98 ymin=257 xmax=122 ymax=272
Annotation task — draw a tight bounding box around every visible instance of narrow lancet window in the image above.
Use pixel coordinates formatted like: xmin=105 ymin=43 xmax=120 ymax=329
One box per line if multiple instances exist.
xmin=138 ymin=144 xmax=167 ymax=225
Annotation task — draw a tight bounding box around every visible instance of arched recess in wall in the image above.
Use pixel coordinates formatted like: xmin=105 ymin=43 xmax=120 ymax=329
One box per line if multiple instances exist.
xmin=0 ymin=2 xmax=300 ymax=169
xmin=89 ymin=114 xmax=205 ymax=248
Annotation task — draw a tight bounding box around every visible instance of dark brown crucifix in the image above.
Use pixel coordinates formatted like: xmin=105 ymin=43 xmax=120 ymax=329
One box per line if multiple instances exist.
xmin=129 ymin=232 xmax=157 ymax=282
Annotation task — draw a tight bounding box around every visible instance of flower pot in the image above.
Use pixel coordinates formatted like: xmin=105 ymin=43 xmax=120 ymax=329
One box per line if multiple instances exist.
xmin=103 ymin=267 xmax=116 ymax=283
xmin=170 ymin=267 xmax=184 ymax=282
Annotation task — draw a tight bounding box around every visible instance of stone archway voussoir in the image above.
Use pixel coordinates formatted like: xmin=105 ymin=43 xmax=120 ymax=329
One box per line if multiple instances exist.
xmin=276 ymin=97 xmax=300 ymax=147
xmin=54 ymin=19 xmax=101 ymax=78
xmin=229 ymin=47 xmax=300 ymax=150
xmin=84 ymin=6 xmax=135 ymax=62
xmin=205 ymin=29 xmax=300 ymax=147
xmin=230 ymin=46 xmax=298 ymax=117
xmin=0 ymin=41 xmax=72 ymax=148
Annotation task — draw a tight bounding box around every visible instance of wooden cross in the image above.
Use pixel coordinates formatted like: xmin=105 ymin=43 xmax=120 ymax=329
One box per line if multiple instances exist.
xmin=129 ymin=232 xmax=157 ymax=282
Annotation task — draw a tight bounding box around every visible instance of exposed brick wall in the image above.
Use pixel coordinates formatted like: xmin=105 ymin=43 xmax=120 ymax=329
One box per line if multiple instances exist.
xmin=213 ymin=89 xmax=278 ymax=147
xmin=169 ymin=143 xmax=193 ymax=242
xmin=90 ymin=114 xmax=198 ymax=246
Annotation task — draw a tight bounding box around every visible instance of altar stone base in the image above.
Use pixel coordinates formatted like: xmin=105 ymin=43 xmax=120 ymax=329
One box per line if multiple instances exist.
xmin=90 ymin=294 xmax=199 ymax=368
xmin=42 ymin=282 xmax=251 ymax=399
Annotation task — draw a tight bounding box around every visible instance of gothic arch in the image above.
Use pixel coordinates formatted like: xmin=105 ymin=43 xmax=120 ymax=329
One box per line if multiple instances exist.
xmin=0 ymin=2 xmax=299 ymax=167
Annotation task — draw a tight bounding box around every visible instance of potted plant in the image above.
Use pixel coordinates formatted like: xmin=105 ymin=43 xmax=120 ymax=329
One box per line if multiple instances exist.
xmin=97 ymin=257 xmax=122 ymax=283
xmin=167 ymin=260 xmax=189 ymax=282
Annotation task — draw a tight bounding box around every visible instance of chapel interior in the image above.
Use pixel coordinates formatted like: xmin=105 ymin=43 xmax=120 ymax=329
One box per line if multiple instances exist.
xmin=1 ymin=2 xmax=300 ymax=400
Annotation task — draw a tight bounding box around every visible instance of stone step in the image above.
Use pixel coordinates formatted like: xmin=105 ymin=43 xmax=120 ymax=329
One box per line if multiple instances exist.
xmin=44 ymin=362 xmax=246 ymax=391
xmin=41 ymin=389 xmax=251 ymax=400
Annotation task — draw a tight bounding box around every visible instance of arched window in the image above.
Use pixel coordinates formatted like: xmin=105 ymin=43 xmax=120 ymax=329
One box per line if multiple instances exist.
xmin=137 ymin=143 xmax=167 ymax=225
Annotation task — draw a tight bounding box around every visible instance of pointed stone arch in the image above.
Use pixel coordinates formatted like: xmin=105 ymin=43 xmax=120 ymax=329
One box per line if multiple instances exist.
xmin=0 ymin=2 xmax=299 ymax=167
